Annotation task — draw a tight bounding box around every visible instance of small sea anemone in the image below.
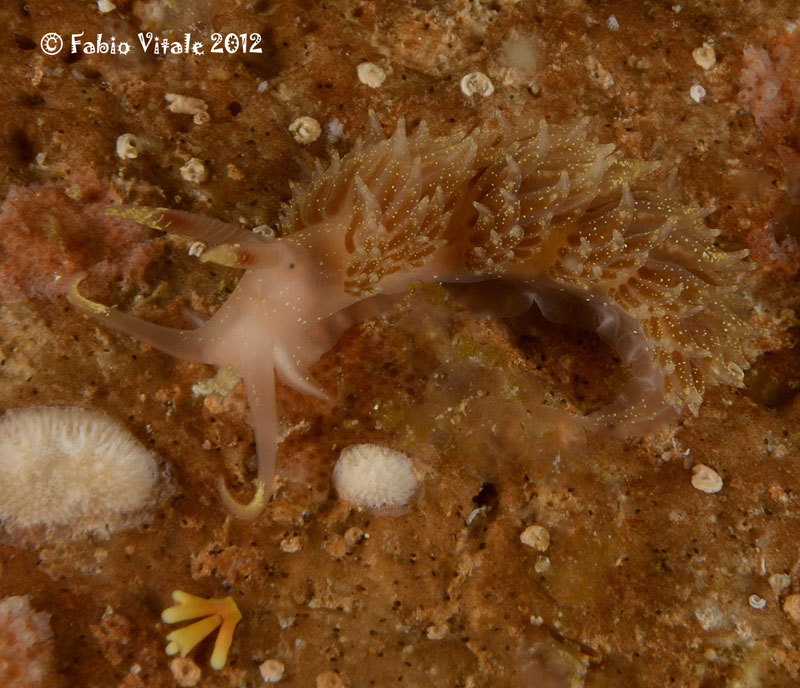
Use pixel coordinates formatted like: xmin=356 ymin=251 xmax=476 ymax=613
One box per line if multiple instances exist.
xmin=332 ymin=443 xmax=419 ymax=509
xmin=0 ymin=406 xmax=164 ymax=543
xmin=0 ymin=595 xmax=58 ymax=688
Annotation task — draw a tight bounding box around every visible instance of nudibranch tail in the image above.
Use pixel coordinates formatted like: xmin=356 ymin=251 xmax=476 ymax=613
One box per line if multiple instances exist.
xmin=527 ymin=285 xmax=676 ymax=434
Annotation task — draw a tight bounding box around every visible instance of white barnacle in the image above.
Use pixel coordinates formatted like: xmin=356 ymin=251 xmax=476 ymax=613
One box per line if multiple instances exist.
xmin=691 ymin=463 xmax=723 ymax=493
xmin=692 ymin=42 xmax=716 ymax=70
xmin=170 ymin=658 xmax=201 ymax=686
xmin=180 ymin=158 xmax=208 ymax=184
xmin=289 ymin=116 xmax=322 ymax=145
xmin=689 ymin=84 xmax=707 ymax=103
xmin=357 ymin=62 xmax=386 ymax=88
xmin=116 ymin=133 xmax=139 ymax=160
xmin=165 ymin=93 xmax=210 ymax=125
xmin=520 ymin=524 xmax=551 ymax=551
xmin=461 ymin=72 xmax=494 ymax=97
xmin=748 ymin=594 xmax=766 ymax=610
xmin=259 ymin=658 xmax=285 ymax=683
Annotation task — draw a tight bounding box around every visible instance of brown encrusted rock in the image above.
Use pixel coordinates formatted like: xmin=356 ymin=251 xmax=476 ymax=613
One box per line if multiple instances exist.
xmin=1 ymin=1 xmax=799 ymax=687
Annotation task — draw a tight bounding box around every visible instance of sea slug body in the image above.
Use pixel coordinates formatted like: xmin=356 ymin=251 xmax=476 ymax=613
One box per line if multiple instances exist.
xmin=69 ymin=115 xmax=758 ymax=519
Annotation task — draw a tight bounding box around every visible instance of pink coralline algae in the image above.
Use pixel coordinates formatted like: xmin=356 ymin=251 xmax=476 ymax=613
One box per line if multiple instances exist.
xmin=739 ymin=34 xmax=800 ymax=275
xmin=0 ymin=172 xmax=162 ymax=302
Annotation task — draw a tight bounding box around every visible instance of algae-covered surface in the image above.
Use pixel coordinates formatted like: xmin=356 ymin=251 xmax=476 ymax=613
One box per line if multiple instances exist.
xmin=1 ymin=1 xmax=799 ymax=686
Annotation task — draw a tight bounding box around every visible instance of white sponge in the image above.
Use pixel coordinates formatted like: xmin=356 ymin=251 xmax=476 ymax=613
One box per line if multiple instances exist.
xmin=0 ymin=406 xmax=161 ymax=540
xmin=332 ymin=444 xmax=418 ymax=509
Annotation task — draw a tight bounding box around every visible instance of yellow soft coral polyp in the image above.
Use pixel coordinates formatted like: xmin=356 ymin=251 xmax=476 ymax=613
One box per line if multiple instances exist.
xmin=161 ymin=590 xmax=242 ymax=670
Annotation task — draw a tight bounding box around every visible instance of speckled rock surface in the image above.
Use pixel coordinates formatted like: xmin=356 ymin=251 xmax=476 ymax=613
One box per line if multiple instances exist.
xmin=1 ymin=1 xmax=799 ymax=687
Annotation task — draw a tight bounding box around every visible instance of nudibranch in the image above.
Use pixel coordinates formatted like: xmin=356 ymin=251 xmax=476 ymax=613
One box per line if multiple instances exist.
xmin=69 ymin=116 xmax=757 ymax=519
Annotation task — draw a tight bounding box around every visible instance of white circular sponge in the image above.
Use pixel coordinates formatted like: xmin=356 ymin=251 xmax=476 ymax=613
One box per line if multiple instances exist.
xmin=332 ymin=443 xmax=418 ymax=509
xmin=0 ymin=406 xmax=161 ymax=541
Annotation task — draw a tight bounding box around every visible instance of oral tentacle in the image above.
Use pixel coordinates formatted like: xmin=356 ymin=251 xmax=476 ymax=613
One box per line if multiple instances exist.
xmin=67 ymin=272 xmax=207 ymax=363
xmin=107 ymin=206 xmax=257 ymax=246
